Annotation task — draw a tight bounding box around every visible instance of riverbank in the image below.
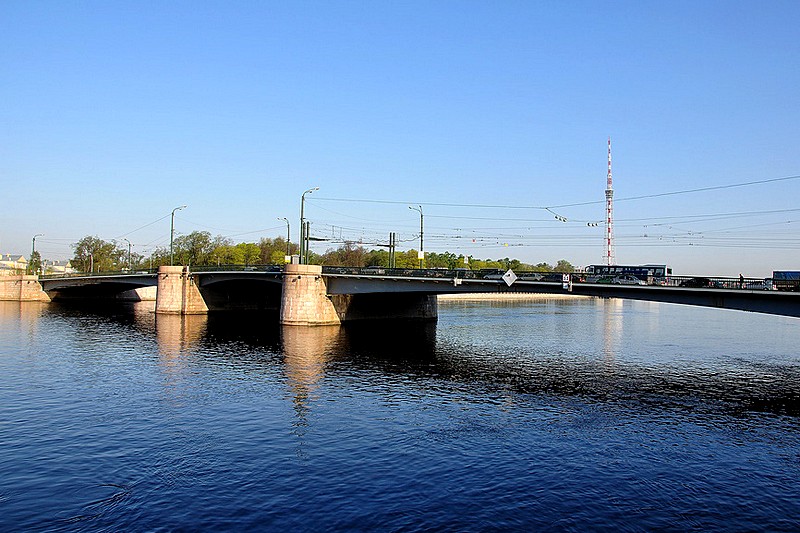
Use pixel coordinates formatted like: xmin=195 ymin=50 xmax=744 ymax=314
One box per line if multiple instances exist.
xmin=438 ymin=293 xmax=591 ymax=301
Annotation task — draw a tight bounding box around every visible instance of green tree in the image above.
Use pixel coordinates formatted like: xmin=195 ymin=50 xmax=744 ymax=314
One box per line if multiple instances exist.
xmin=27 ymin=251 xmax=42 ymax=275
xmin=427 ymin=251 xmax=460 ymax=269
xmin=320 ymin=242 xmax=367 ymax=267
xmin=364 ymin=249 xmax=389 ymax=267
xmin=236 ymin=243 xmax=262 ymax=266
xmin=258 ymin=237 xmax=297 ymax=265
xmin=172 ymin=231 xmax=214 ymax=266
xmin=395 ymin=249 xmax=421 ymax=269
xmin=554 ymin=259 xmax=574 ymax=273
xmin=72 ymin=236 xmax=123 ymax=272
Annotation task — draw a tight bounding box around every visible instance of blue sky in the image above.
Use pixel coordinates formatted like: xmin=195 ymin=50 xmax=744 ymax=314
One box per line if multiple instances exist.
xmin=2 ymin=0 xmax=799 ymax=276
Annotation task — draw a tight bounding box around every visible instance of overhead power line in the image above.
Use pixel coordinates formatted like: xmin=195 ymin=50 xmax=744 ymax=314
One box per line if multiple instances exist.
xmin=312 ymin=173 xmax=800 ymax=211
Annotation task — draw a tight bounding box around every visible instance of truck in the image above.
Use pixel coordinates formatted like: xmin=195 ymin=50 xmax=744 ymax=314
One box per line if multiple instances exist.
xmin=772 ymin=271 xmax=800 ymax=292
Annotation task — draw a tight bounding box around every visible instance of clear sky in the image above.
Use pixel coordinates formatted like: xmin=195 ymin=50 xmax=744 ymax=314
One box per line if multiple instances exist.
xmin=2 ymin=0 xmax=799 ymax=277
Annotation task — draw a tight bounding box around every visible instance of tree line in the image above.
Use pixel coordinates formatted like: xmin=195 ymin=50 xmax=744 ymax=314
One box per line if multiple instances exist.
xmin=68 ymin=232 xmax=574 ymax=273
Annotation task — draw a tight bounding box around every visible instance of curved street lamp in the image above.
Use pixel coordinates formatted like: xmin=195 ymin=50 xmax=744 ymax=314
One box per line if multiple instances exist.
xmin=31 ymin=233 xmax=43 ymax=274
xmin=170 ymin=205 xmax=187 ymax=266
xmin=409 ymin=205 xmax=423 ymax=268
xmin=278 ymin=217 xmax=290 ymax=259
xmin=123 ymin=238 xmax=132 ymax=272
xmin=300 ymin=187 xmax=318 ymax=264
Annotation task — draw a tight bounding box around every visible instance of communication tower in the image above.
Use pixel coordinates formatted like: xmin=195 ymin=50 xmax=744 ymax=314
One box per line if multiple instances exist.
xmin=605 ymin=137 xmax=615 ymax=265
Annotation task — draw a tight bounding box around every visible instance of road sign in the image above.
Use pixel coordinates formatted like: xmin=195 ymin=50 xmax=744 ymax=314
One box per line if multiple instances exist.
xmin=503 ymin=269 xmax=518 ymax=287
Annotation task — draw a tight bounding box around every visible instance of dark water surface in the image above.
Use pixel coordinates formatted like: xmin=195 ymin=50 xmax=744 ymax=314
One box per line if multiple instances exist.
xmin=1 ymin=297 xmax=799 ymax=531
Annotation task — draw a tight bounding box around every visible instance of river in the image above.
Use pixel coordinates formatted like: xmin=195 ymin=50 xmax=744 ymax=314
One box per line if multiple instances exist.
xmin=1 ymin=297 xmax=799 ymax=531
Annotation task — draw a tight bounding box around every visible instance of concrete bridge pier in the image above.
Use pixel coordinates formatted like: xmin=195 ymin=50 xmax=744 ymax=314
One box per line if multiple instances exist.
xmin=280 ymin=264 xmax=341 ymax=325
xmin=0 ymin=275 xmax=50 ymax=302
xmin=280 ymin=264 xmax=438 ymax=325
xmin=155 ymin=266 xmax=209 ymax=315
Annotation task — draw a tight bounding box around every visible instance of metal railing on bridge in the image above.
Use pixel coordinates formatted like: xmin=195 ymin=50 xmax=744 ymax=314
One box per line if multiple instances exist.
xmin=39 ymin=268 xmax=160 ymax=279
xmin=39 ymin=265 xmax=796 ymax=292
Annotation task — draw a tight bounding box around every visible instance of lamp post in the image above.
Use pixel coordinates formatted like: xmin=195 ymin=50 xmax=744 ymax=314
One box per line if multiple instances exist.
xmin=299 ymin=187 xmax=318 ymax=264
xmin=31 ymin=233 xmax=43 ymax=275
xmin=278 ymin=217 xmax=291 ymax=259
xmin=170 ymin=205 xmax=187 ymax=266
xmin=409 ymin=205 xmax=424 ymax=268
xmin=123 ymin=238 xmax=132 ymax=272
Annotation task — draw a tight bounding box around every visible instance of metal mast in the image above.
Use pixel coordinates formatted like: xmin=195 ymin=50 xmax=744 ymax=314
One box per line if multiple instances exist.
xmin=605 ymin=137 xmax=615 ymax=265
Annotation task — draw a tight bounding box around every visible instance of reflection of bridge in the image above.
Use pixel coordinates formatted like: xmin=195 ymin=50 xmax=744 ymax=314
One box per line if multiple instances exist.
xmin=24 ymin=264 xmax=800 ymax=323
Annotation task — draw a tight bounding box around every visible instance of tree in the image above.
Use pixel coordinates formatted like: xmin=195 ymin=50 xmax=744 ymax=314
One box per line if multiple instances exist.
xmin=72 ymin=236 xmax=123 ymax=272
xmin=320 ymin=242 xmax=367 ymax=267
xmin=258 ymin=237 xmax=296 ymax=265
xmin=427 ymin=252 xmax=460 ymax=269
xmin=554 ymin=259 xmax=574 ymax=273
xmin=172 ymin=231 xmax=214 ymax=266
xmin=27 ymin=251 xmax=42 ymax=275
xmin=236 ymin=243 xmax=261 ymax=266
xmin=364 ymin=249 xmax=389 ymax=267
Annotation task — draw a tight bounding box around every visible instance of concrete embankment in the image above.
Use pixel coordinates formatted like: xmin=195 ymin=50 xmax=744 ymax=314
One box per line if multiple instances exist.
xmin=438 ymin=293 xmax=591 ymax=301
xmin=0 ymin=275 xmax=50 ymax=302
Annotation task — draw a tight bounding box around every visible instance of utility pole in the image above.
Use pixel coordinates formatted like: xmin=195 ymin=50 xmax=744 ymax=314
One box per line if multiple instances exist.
xmin=409 ymin=205 xmax=423 ymax=268
xmin=170 ymin=205 xmax=187 ymax=266
xmin=278 ymin=217 xmax=290 ymax=259
xmin=123 ymin=238 xmax=131 ymax=272
xmin=300 ymin=187 xmax=318 ymax=264
xmin=31 ymin=233 xmax=43 ymax=274
xmin=389 ymin=232 xmax=396 ymax=268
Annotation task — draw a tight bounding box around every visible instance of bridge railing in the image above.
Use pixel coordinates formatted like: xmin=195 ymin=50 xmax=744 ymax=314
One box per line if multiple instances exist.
xmin=321 ymin=267 xmax=574 ymax=281
xmin=39 ymin=268 xmax=160 ymax=279
xmin=322 ymin=267 xmax=780 ymax=291
xmin=189 ymin=264 xmax=284 ymax=273
xmin=38 ymin=265 xmax=781 ymax=292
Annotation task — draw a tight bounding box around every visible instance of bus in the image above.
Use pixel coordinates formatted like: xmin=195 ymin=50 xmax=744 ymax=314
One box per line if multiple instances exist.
xmin=584 ymin=264 xmax=672 ymax=285
xmin=772 ymin=271 xmax=800 ymax=292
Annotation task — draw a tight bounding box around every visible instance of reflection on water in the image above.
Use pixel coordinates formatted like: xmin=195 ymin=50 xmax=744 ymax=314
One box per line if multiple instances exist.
xmin=0 ymin=301 xmax=48 ymax=341
xmin=156 ymin=314 xmax=209 ymax=359
xmin=1 ymin=299 xmax=799 ymax=531
xmin=282 ymin=325 xmax=341 ymax=437
xmin=598 ymin=297 xmax=624 ymax=361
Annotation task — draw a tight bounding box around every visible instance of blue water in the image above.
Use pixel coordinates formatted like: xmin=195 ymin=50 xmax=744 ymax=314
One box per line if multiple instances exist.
xmin=1 ymin=298 xmax=799 ymax=531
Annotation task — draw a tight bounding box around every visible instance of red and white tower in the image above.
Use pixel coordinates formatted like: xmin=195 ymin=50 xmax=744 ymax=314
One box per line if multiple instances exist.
xmin=605 ymin=137 xmax=615 ymax=265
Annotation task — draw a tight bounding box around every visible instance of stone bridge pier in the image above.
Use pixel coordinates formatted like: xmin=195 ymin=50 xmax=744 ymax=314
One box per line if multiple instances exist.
xmin=279 ymin=264 xmax=438 ymax=325
xmin=155 ymin=266 xmax=209 ymax=315
xmin=155 ymin=263 xmax=438 ymax=325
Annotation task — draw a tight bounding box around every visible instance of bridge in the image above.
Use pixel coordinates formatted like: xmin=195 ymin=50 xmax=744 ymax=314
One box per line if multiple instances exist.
xmin=4 ymin=264 xmax=794 ymax=324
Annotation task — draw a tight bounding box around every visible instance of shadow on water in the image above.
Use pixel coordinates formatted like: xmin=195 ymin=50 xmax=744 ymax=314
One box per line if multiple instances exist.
xmin=13 ymin=301 xmax=800 ymax=419
xmin=192 ymin=314 xmax=800 ymax=419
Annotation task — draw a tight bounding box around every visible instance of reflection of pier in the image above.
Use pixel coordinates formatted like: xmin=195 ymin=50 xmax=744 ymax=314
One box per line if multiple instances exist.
xmin=597 ymin=298 xmax=623 ymax=361
xmin=282 ymin=325 xmax=341 ymax=416
xmin=0 ymin=301 xmax=47 ymax=337
xmin=156 ymin=314 xmax=208 ymax=359
xmin=282 ymin=325 xmax=342 ymax=457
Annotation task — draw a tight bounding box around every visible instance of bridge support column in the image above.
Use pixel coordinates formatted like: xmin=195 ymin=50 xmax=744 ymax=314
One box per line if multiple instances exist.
xmin=155 ymin=266 xmax=209 ymax=315
xmin=0 ymin=275 xmax=50 ymax=302
xmin=280 ymin=264 xmax=341 ymax=326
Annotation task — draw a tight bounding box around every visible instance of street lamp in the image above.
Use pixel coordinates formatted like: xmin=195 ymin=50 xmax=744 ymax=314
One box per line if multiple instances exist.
xmin=278 ymin=217 xmax=290 ymax=259
xmin=123 ymin=238 xmax=132 ymax=272
xmin=31 ymin=233 xmax=43 ymax=275
xmin=409 ymin=205 xmax=424 ymax=268
xmin=299 ymin=187 xmax=318 ymax=264
xmin=170 ymin=205 xmax=187 ymax=266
